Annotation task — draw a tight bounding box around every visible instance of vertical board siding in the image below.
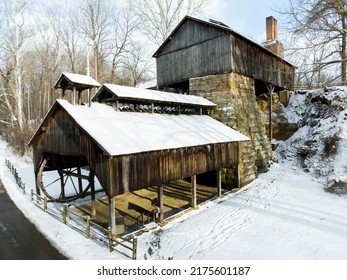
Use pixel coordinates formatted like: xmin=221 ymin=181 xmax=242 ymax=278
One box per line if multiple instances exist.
xmin=155 ymin=19 xmax=294 ymax=90
xmin=230 ymin=36 xmax=294 ymax=88
xmin=108 ymin=142 xmax=238 ymax=195
xmin=157 ymin=34 xmax=232 ymax=86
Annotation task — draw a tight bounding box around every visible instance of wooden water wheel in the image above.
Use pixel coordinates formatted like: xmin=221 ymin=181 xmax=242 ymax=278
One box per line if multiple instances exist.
xmin=36 ymin=155 xmax=94 ymax=203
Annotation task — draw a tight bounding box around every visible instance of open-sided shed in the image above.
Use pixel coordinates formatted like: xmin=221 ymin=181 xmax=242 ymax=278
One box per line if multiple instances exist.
xmin=29 ymin=83 xmax=249 ymax=235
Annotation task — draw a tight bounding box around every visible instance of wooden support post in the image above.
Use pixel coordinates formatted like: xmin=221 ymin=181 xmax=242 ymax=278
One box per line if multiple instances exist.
xmin=63 ymin=203 xmax=69 ymax=224
xmin=237 ymin=143 xmax=241 ymax=189
xmin=217 ymin=169 xmax=222 ymax=198
xmin=108 ymin=196 xmax=117 ymax=236
xmin=157 ymin=185 xmax=164 ymax=224
xmin=132 ymin=237 xmax=137 ymax=260
xmin=116 ymin=100 xmax=119 ymax=111
xmin=88 ymin=88 xmax=91 ymax=107
xmin=151 ymin=102 xmax=154 ymax=113
xmin=44 ymin=196 xmax=47 ymax=212
xmin=73 ymin=86 xmax=76 ymax=105
xmin=35 ymin=171 xmax=41 ymax=196
xmin=77 ymin=167 xmax=83 ymax=194
xmin=90 ymin=171 xmax=96 ymax=217
xmin=86 ymin=216 xmax=91 ymax=239
xmin=266 ymin=83 xmax=275 ymax=143
xmin=78 ymin=90 xmax=81 ymax=105
xmin=191 ymin=175 xmax=197 ymax=208
xmin=59 ymin=171 xmax=65 ymax=199
xmin=108 ymin=227 xmax=113 ymax=252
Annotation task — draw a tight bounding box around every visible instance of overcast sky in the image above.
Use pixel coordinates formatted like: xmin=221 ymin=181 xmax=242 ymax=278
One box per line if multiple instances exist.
xmin=206 ymin=0 xmax=290 ymax=43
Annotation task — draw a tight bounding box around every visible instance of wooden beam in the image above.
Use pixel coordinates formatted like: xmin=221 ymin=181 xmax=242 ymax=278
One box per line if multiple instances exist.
xmin=157 ymin=185 xmax=164 ymax=224
xmin=116 ymin=100 xmax=119 ymax=111
xmin=191 ymin=175 xmax=197 ymax=208
xmin=237 ymin=143 xmax=241 ymax=188
xmin=77 ymin=167 xmax=83 ymax=193
xmin=217 ymin=169 xmax=222 ymax=197
xmin=59 ymin=170 xmax=90 ymax=180
xmin=108 ymin=197 xmax=117 ymax=236
xmin=73 ymin=86 xmax=76 ymax=105
xmin=59 ymin=171 xmax=65 ymax=199
xmin=266 ymin=83 xmax=275 ymax=142
xmin=90 ymin=171 xmax=96 ymax=217
xmin=77 ymin=90 xmax=82 ymax=105
xmin=88 ymin=89 xmax=91 ymax=107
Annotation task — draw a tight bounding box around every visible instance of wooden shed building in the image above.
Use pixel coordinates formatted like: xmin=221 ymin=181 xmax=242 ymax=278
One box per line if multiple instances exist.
xmin=153 ymin=16 xmax=295 ymax=92
xmin=29 ymin=77 xmax=249 ymax=235
xmin=153 ymin=16 xmax=296 ymax=185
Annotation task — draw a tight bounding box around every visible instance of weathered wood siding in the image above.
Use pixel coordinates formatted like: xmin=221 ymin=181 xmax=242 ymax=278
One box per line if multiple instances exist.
xmin=231 ymin=36 xmax=294 ymax=89
xmin=32 ymin=107 xmax=239 ymax=198
xmin=110 ymin=142 xmax=238 ymax=195
xmin=156 ymin=20 xmax=232 ymax=86
xmin=155 ymin=18 xmax=294 ymax=90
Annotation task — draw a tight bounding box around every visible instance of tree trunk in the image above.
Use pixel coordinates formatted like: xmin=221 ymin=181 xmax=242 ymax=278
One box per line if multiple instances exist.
xmin=341 ymin=13 xmax=347 ymax=83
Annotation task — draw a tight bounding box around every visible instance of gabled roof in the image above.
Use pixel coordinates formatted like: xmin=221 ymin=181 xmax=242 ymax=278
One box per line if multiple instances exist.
xmin=54 ymin=72 xmax=101 ymax=91
xmin=92 ymin=83 xmax=216 ymax=107
xmin=29 ymin=99 xmax=249 ymax=157
xmin=153 ymin=16 xmax=294 ymax=67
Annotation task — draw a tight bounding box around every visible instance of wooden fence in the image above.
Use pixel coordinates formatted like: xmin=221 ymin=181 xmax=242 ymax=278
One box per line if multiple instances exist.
xmin=4 ymin=158 xmax=137 ymax=259
xmin=5 ymin=158 xmax=26 ymax=194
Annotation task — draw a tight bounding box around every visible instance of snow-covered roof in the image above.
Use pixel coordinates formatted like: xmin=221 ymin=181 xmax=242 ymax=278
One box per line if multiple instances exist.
xmin=54 ymin=72 xmax=101 ymax=90
xmin=54 ymin=99 xmax=248 ymax=156
xmin=93 ymin=84 xmax=216 ymax=107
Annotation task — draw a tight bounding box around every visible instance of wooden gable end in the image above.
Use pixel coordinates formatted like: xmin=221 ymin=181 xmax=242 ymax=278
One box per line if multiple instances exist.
xmin=155 ymin=18 xmax=232 ymax=87
xmin=31 ymin=106 xmax=113 ymax=197
xmin=156 ymin=18 xmax=230 ymax=56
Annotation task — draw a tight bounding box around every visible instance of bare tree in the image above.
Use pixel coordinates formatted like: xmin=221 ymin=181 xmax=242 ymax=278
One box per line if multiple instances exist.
xmin=73 ymin=0 xmax=112 ymax=82
xmin=0 ymin=0 xmax=35 ymax=154
xmin=108 ymin=6 xmax=140 ymax=84
xmin=280 ymin=0 xmax=347 ymax=85
xmin=130 ymin=0 xmax=208 ymax=46
xmin=0 ymin=1 xmax=33 ymax=128
xmin=122 ymin=41 xmax=155 ymax=87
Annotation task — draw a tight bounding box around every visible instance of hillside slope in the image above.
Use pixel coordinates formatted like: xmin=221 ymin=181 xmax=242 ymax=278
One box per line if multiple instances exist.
xmin=276 ymin=87 xmax=347 ymax=194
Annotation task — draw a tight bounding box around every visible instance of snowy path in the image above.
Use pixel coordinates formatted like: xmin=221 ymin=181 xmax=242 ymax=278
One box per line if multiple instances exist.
xmin=138 ymin=163 xmax=347 ymax=260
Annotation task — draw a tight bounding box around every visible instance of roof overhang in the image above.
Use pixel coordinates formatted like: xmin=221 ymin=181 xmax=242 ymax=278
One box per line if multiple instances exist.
xmin=54 ymin=72 xmax=101 ymax=91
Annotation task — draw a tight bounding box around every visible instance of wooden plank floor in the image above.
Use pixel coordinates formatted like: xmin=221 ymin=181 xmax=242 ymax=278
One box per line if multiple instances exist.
xmin=70 ymin=179 xmax=217 ymax=236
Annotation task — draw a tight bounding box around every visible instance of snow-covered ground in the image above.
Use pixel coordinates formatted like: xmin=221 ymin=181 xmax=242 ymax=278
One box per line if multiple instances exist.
xmin=1 ymin=88 xmax=347 ymax=264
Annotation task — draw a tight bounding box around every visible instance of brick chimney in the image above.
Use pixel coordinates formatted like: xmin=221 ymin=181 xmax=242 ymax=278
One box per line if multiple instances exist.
xmin=262 ymin=16 xmax=284 ymax=58
xmin=266 ymin=16 xmax=277 ymax=41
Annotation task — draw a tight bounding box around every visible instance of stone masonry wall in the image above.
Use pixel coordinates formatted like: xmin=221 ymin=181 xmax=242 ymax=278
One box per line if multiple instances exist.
xmin=189 ymin=72 xmax=273 ymax=186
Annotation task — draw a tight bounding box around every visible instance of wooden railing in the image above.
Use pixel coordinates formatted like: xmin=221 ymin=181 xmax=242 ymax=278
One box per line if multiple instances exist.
xmin=5 ymin=158 xmax=26 ymax=194
xmin=108 ymin=229 xmax=137 ymax=260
